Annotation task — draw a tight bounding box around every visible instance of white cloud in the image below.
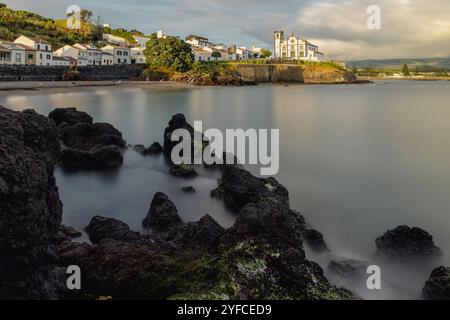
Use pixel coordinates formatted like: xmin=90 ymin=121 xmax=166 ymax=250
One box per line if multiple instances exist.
xmin=292 ymin=0 xmax=450 ymax=60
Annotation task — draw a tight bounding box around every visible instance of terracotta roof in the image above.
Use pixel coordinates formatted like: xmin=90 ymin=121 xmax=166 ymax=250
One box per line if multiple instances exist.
xmin=22 ymin=35 xmax=51 ymax=44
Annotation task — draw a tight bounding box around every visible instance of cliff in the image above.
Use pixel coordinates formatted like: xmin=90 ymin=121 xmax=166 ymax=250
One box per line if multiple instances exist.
xmin=235 ymin=63 xmax=357 ymax=84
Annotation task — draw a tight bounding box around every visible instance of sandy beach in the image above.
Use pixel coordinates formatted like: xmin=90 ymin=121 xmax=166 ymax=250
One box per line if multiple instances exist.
xmin=0 ymin=81 xmax=197 ymax=96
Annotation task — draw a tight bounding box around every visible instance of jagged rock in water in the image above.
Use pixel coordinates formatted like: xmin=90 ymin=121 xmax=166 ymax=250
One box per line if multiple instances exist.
xmin=50 ymin=107 xmax=126 ymax=170
xmin=182 ymin=214 xmax=225 ymax=248
xmin=49 ymin=107 xmax=93 ymax=125
xmin=163 ymin=113 xmax=206 ymax=162
xmin=142 ymin=192 xmax=185 ymax=239
xmin=0 ymin=105 xmax=64 ymax=299
xmin=211 ymin=166 xmax=289 ymax=211
xmin=302 ymin=229 xmax=329 ymax=252
xmin=85 ymin=216 xmax=140 ymax=244
xmin=423 ymin=266 xmax=450 ymax=300
xmin=133 ymin=142 xmax=163 ymax=156
xmin=169 ymin=164 xmax=198 ymax=177
xmin=375 ymin=225 xmax=442 ymax=262
xmin=181 ymin=186 xmax=196 ymax=193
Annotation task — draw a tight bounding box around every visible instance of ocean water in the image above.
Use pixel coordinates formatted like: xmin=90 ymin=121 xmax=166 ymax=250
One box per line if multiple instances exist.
xmin=2 ymin=80 xmax=450 ymax=299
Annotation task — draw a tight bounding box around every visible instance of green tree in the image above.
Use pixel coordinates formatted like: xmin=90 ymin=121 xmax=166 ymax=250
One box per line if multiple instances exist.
xmin=144 ymin=33 xmax=194 ymax=72
xmin=402 ymin=64 xmax=410 ymax=76
xmin=259 ymin=49 xmax=272 ymax=59
xmin=0 ymin=4 xmax=7 ymax=9
xmin=211 ymin=51 xmax=222 ymax=61
xmin=80 ymin=9 xmax=93 ymax=23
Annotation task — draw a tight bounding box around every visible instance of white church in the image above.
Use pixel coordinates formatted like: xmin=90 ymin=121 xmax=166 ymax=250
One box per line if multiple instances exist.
xmin=274 ymin=31 xmax=324 ymax=62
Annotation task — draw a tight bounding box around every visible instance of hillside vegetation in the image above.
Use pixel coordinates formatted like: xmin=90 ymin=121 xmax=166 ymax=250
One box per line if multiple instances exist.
xmin=0 ymin=4 xmax=143 ymax=48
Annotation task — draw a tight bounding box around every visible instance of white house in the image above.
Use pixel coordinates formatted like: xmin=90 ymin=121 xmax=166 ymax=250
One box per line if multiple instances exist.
xmin=130 ymin=47 xmax=146 ymax=64
xmin=192 ymin=47 xmax=212 ymax=62
xmin=73 ymin=43 xmax=102 ymax=66
xmin=53 ymin=45 xmax=88 ymax=66
xmin=133 ymin=36 xmax=151 ymax=48
xmin=0 ymin=42 xmax=26 ymax=65
xmin=274 ymin=31 xmax=325 ymax=62
xmin=236 ymin=47 xmax=254 ymax=60
xmin=52 ymin=56 xmax=70 ymax=66
xmin=14 ymin=35 xmax=53 ymax=66
xmin=102 ymin=52 xmax=113 ymax=66
xmin=0 ymin=44 xmax=10 ymax=65
xmin=102 ymin=33 xmax=128 ymax=46
xmin=101 ymin=45 xmax=131 ymax=65
xmin=186 ymin=35 xmax=212 ymax=47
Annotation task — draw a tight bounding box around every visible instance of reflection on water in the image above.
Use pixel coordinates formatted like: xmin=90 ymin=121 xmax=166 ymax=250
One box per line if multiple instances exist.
xmin=2 ymin=80 xmax=450 ymax=299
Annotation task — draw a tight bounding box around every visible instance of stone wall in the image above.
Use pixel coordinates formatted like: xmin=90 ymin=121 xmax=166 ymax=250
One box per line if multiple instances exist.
xmin=0 ymin=64 xmax=145 ymax=81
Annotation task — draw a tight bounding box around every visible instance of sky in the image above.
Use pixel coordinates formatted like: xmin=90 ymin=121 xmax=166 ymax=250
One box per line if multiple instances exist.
xmin=3 ymin=0 xmax=450 ymax=60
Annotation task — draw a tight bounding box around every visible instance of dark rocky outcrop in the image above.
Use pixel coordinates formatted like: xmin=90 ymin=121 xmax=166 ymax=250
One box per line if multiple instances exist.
xmin=181 ymin=186 xmax=196 ymax=193
xmin=423 ymin=266 xmax=450 ymax=300
xmin=329 ymin=257 xmax=369 ymax=280
xmin=133 ymin=142 xmax=163 ymax=156
xmin=375 ymin=226 xmax=442 ymax=262
xmin=49 ymin=107 xmax=93 ymax=126
xmin=50 ymin=108 xmax=126 ymax=170
xmin=142 ymin=192 xmax=184 ymax=238
xmin=183 ymin=214 xmax=225 ymax=248
xmin=302 ymin=229 xmax=329 ymax=252
xmin=169 ymin=164 xmax=198 ymax=177
xmin=163 ymin=113 xmax=206 ymax=162
xmin=0 ymin=106 xmax=64 ymax=299
xmin=211 ymin=166 xmax=289 ymax=211
xmin=85 ymin=216 xmax=140 ymax=244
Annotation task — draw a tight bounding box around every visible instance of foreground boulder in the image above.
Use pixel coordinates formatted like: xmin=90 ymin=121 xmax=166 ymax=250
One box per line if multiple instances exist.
xmin=423 ymin=266 xmax=450 ymax=300
xmin=133 ymin=142 xmax=163 ymax=156
xmin=0 ymin=106 xmax=64 ymax=299
xmin=169 ymin=164 xmax=198 ymax=178
xmin=375 ymin=226 xmax=442 ymax=262
xmin=163 ymin=114 xmax=206 ymax=162
xmin=142 ymin=192 xmax=184 ymax=239
xmin=211 ymin=166 xmax=289 ymax=211
xmin=85 ymin=216 xmax=140 ymax=244
xmin=50 ymin=108 xmax=126 ymax=170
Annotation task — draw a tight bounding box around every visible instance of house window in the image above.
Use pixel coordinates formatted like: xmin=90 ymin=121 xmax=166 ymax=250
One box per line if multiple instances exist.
xmin=124 ymin=59 xmax=127 ymax=63
xmin=118 ymin=58 xmax=121 ymax=63
xmin=28 ymin=54 xmax=33 ymax=59
xmin=40 ymin=53 xmax=43 ymax=59
xmin=46 ymin=54 xmax=51 ymax=59
xmin=37 ymin=44 xmax=40 ymax=50
xmin=16 ymin=53 xmax=21 ymax=63
xmin=45 ymin=45 xmax=48 ymax=51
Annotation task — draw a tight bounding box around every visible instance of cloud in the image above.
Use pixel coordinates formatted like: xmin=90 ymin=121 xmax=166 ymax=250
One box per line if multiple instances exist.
xmin=2 ymin=0 xmax=450 ymax=60
xmin=291 ymin=0 xmax=450 ymax=60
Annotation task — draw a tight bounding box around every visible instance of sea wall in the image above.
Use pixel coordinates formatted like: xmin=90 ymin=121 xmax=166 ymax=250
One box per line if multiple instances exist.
xmin=0 ymin=65 xmax=145 ymax=81
xmin=235 ymin=64 xmax=355 ymax=84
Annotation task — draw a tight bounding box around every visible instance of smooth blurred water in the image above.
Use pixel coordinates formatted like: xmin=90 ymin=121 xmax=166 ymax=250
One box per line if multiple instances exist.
xmin=2 ymin=80 xmax=450 ymax=299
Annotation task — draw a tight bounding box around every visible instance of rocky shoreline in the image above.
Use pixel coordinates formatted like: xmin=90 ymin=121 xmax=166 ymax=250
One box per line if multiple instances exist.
xmin=0 ymin=106 xmax=448 ymax=300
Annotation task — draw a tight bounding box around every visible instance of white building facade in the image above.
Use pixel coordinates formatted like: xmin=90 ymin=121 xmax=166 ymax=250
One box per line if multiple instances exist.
xmin=14 ymin=35 xmax=53 ymax=66
xmin=274 ymin=31 xmax=325 ymax=62
xmin=101 ymin=45 xmax=131 ymax=65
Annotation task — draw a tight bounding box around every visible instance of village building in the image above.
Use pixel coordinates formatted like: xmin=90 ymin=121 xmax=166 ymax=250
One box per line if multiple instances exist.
xmin=274 ymin=31 xmax=325 ymax=61
xmin=0 ymin=44 xmax=11 ymax=65
xmin=101 ymin=45 xmax=131 ymax=65
xmin=186 ymin=35 xmax=212 ymax=47
xmin=102 ymin=33 xmax=128 ymax=47
xmin=192 ymin=47 xmax=212 ymax=62
xmin=130 ymin=47 xmax=146 ymax=64
xmin=52 ymin=56 xmax=71 ymax=66
xmin=53 ymin=45 xmax=88 ymax=66
xmin=102 ymin=52 xmax=114 ymax=66
xmin=0 ymin=42 xmax=26 ymax=65
xmin=133 ymin=36 xmax=151 ymax=48
xmin=73 ymin=43 xmax=102 ymax=66
xmin=14 ymin=35 xmax=53 ymax=66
